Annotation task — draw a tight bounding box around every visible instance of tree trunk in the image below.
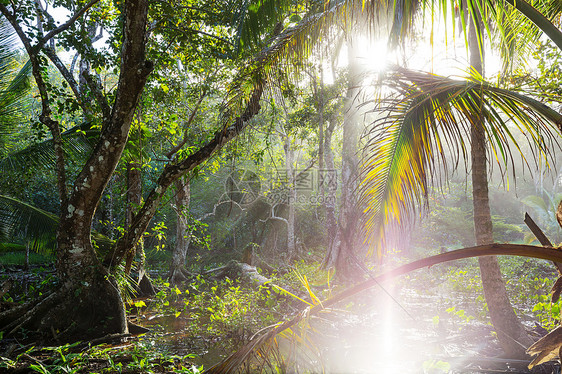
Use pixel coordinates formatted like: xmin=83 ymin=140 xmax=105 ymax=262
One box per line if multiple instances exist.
xmin=334 ymin=37 xmax=361 ymax=276
xmin=125 ymin=161 xmax=142 ymax=274
xmin=169 ymin=176 xmax=191 ymax=286
xmin=0 ymin=0 xmax=268 ymax=341
xmin=24 ymin=242 xmax=30 ymax=270
xmin=28 ymin=0 xmax=150 ymax=340
xmin=283 ymin=135 xmax=297 ymax=260
xmin=322 ymin=118 xmax=341 ymax=268
xmin=468 ymin=13 xmax=532 ymax=357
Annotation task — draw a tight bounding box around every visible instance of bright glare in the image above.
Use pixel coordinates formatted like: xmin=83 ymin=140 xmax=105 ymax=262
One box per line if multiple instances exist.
xmin=355 ymin=38 xmax=392 ymax=73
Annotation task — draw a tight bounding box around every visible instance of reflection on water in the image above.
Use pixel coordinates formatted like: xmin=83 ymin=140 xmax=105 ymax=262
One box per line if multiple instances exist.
xmin=136 ymin=283 xmax=548 ymax=373
xmin=303 ymin=287 xmax=532 ymax=373
xmin=140 ymin=311 xmax=230 ymax=368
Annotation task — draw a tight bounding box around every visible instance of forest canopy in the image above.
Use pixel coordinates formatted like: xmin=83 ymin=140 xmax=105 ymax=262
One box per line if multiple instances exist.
xmin=1 ymin=0 xmax=562 ymax=373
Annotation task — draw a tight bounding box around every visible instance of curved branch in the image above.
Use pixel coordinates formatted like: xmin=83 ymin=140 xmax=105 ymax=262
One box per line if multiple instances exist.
xmin=507 ymin=0 xmax=562 ymax=53
xmin=206 ymin=243 xmax=562 ymax=373
xmin=104 ymin=83 xmax=264 ymax=268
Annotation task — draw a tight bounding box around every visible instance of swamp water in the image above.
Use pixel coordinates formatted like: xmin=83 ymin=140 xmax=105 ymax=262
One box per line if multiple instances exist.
xmin=134 ymin=280 xmax=542 ymax=373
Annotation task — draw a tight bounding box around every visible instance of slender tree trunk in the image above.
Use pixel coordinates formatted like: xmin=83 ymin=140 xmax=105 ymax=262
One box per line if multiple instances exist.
xmin=313 ymin=65 xmax=325 ymax=173
xmin=169 ymin=176 xmax=191 ymax=285
xmin=322 ymin=118 xmax=341 ymax=268
xmin=283 ymin=134 xmax=297 ymax=260
xmin=24 ymin=242 xmax=30 ymax=270
xmin=335 ymin=37 xmax=361 ymax=276
xmin=468 ymin=14 xmax=532 ymax=357
xmin=125 ymin=161 xmax=142 ymax=274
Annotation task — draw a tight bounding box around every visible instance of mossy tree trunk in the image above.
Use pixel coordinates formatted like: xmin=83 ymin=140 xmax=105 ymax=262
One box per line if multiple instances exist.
xmin=0 ymin=0 xmax=152 ymax=340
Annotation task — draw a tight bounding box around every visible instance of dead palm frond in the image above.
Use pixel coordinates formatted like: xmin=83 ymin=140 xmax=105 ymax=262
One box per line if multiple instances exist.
xmin=205 ymin=244 xmax=562 ymax=373
xmin=359 ymin=66 xmax=562 ymax=256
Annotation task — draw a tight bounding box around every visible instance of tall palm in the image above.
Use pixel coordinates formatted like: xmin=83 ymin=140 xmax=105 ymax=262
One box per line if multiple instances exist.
xmin=231 ymin=0 xmax=562 ymax=359
xmin=361 ymin=65 xmax=562 ymax=355
xmin=358 ymin=2 xmax=562 ymax=359
xmin=468 ymin=10 xmax=534 ymax=356
xmin=205 ymin=0 xmax=562 ymax=370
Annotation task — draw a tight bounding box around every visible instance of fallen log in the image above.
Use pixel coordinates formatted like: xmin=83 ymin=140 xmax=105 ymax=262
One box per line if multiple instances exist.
xmin=204 ymin=260 xmax=306 ymax=304
xmin=207 ymin=260 xmax=276 ymax=288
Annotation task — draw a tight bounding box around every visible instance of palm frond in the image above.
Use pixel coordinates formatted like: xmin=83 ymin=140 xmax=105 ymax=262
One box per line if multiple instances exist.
xmin=206 ymin=244 xmax=562 ymax=373
xmin=0 ymin=195 xmax=58 ymax=253
xmin=486 ymin=0 xmax=562 ymax=77
xmin=522 ymin=195 xmax=550 ymax=218
xmin=230 ymin=0 xmax=297 ymax=55
xmin=0 ymin=194 xmax=115 ymax=255
xmin=222 ymin=0 xmax=403 ymax=128
xmin=0 ymin=122 xmax=98 ymax=173
xmin=360 ymin=67 xmax=562 ymax=255
xmin=0 ymin=16 xmax=31 ymax=149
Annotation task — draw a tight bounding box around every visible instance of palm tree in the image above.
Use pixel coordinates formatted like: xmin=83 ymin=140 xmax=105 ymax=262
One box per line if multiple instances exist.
xmin=359 ymin=0 xmax=562 ymax=356
xmin=469 ymin=7 xmax=533 ymax=357
xmin=204 ymin=0 xmax=562 ymax=367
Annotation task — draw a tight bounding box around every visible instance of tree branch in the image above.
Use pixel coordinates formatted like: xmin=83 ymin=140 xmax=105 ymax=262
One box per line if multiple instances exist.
xmin=165 ymin=89 xmax=208 ymax=159
xmin=36 ymin=0 xmax=101 ymax=50
xmin=104 ymin=83 xmax=264 ymax=268
xmin=524 ymin=212 xmax=562 ymax=275
xmin=82 ymin=71 xmax=111 ymax=120
xmin=199 ymin=198 xmax=246 ymax=221
xmin=42 ymin=47 xmax=82 ymax=101
xmin=207 ymin=243 xmax=562 ymax=373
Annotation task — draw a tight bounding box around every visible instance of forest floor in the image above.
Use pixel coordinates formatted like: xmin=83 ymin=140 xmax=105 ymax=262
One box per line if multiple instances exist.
xmin=0 ymin=256 xmax=560 ymax=373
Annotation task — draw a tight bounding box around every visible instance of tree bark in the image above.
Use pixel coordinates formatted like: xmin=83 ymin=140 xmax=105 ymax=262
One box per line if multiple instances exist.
xmin=468 ymin=13 xmax=532 ymax=357
xmin=282 ymin=134 xmax=297 ymax=260
xmin=105 ymin=84 xmax=263 ymax=269
xmin=0 ymin=0 xmax=152 ymax=340
xmin=322 ymin=118 xmax=341 ymax=269
xmin=334 ymin=36 xmax=361 ymax=276
xmin=124 ymin=161 xmax=142 ymax=274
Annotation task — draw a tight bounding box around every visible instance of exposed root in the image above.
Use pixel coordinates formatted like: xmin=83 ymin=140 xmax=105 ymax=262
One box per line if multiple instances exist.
xmin=3 ymin=291 xmax=63 ymax=336
xmin=168 ymin=266 xmax=190 ymax=286
xmin=0 ymin=298 xmax=35 ymax=326
xmin=168 ymin=266 xmax=196 ymax=286
xmin=0 ymin=271 xmax=127 ymax=343
xmin=136 ymin=273 xmax=157 ymax=297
